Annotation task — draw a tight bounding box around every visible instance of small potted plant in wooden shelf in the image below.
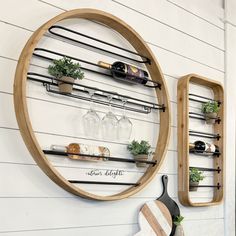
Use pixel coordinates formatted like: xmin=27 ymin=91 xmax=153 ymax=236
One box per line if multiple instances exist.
xmin=48 ymin=56 xmax=84 ymax=94
xmin=127 ymin=140 xmax=152 ymax=167
xmin=189 ymin=167 xmax=205 ymax=191
xmin=173 ymin=215 xmax=184 ymax=236
xmin=201 ymin=101 xmax=219 ymax=124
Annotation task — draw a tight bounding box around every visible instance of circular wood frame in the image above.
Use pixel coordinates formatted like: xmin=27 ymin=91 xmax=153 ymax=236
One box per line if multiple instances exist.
xmin=14 ymin=9 xmax=171 ymax=200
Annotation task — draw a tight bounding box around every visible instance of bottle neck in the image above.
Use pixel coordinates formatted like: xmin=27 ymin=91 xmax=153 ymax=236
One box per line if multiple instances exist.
xmin=98 ymin=61 xmax=112 ymax=69
xmin=189 ymin=143 xmax=195 ymax=149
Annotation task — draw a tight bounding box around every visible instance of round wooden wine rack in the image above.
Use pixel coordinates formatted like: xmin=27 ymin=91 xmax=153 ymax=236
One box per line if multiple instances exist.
xmin=14 ymin=9 xmax=171 ymax=200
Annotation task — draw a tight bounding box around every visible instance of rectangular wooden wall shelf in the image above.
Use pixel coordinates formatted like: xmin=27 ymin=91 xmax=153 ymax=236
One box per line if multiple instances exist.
xmin=177 ymin=74 xmax=224 ymax=207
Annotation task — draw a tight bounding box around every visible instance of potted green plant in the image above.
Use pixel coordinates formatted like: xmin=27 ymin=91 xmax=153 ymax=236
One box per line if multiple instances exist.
xmin=127 ymin=140 xmax=152 ymax=167
xmin=189 ymin=167 xmax=205 ymax=191
xmin=201 ymin=101 xmax=219 ymax=124
xmin=173 ymin=215 xmax=184 ymax=236
xmin=48 ymin=56 xmax=84 ymax=94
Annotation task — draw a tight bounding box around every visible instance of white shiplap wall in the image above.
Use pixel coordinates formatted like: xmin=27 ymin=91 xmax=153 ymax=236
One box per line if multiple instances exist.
xmin=0 ymin=0 xmax=230 ymax=235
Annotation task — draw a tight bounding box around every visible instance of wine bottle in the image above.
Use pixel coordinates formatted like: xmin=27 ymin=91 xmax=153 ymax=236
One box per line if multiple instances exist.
xmin=189 ymin=141 xmax=219 ymax=154
xmin=98 ymin=61 xmax=149 ymax=84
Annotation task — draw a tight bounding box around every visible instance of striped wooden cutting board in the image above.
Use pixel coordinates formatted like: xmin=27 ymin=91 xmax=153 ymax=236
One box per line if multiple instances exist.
xmin=134 ymin=200 xmax=172 ymax=236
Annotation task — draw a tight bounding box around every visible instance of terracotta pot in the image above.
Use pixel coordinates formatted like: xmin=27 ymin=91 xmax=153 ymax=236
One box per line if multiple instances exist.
xmin=58 ymin=76 xmax=75 ymax=94
xmin=205 ymin=112 xmax=217 ymax=124
xmin=189 ymin=181 xmax=199 ymax=191
xmin=174 ymin=225 xmax=185 ymax=236
xmin=134 ymin=154 xmax=148 ymax=167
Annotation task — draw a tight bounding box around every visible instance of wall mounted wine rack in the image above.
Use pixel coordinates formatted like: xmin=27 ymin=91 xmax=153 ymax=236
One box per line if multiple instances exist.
xmin=13 ymin=9 xmax=171 ymax=201
xmin=177 ymin=74 xmax=224 ymax=207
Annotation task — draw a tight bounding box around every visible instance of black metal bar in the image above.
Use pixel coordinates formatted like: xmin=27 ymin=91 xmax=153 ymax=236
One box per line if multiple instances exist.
xmin=189 ymin=112 xmax=221 ymax=123
xmin=27 ymin=72 xmax=165 ymax=113
xmin=49 ymin=25 xmax=151 ymax=64
xmin=69 ymin=180 xmax=139 ymax=186
xmin=189 ymin=93 xmax=221 ymax=105
xmin=189 ymin=184 xmax=221 ymax=189
xmin=190 ymin=166 xmax=221 ymax=173
xmin=33 ymin=48 xmax=161 ymax=89
xmin=189 ymin=130 xmax=221 ymax=140
xmin=43 ymin=150 xmax=157 ymax=165
xmin=189 ymin=150 xmax=220 ymax=157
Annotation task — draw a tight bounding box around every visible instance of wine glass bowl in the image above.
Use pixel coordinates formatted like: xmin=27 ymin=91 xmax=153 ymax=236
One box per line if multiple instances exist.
xmin=82 ymin=89 xmax=101 ymax=138
xmin=118 ymin=115 xmax=132 ymax=141
xmin=83 ymin=109 xmax=100 ymax=138
xmin=101 ymin=94 xmax=118 ymax=140
xmin=101 ymin=111 xmax=118 ymax=140
xmin=118 ymin=97 xmax=133 ymax=141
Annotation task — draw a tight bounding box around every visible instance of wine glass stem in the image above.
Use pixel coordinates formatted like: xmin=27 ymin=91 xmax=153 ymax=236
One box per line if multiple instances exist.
xmin=108 ymin=95 xmax=112 ymax=112
xmin=89 ymin=92 xmax=94 ymax=110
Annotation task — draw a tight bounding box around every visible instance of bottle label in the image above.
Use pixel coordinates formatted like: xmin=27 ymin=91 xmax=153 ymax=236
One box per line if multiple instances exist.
xmin=205 ymin=143 xmax=216 ymax=153
xmin=126 ymin=64 xmax=144 ymax=82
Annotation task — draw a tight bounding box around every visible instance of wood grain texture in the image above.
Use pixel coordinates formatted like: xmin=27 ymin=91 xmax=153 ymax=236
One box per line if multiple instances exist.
xmin=13 ymin=9 xmax=171 ymax=200
xmin=177 ymin=73 xmax=224 ymax=206
xmin=136 ymin=201 xmax=172 ymax=236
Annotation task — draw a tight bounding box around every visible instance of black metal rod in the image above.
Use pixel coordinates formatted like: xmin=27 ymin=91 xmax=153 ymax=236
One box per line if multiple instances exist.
xmin=189 ymin=112 xmax=221 ymax=123
xmin=189 ymin=130 xmax=220 ymax=140
xmin=27 ymin=73 xmax=165 ymax=114
xmin=190 ymin=166 xmax=221 ymax=173
xmin=43 ymin=150 xmax=157 ymax=165
xmin=189 ymin=134 xmax=220 ymax=140
xmin=189 ymin=150 xmax=220 ymax=157
xmin=189 ymin=184 xmax=221 ymax=189
xmin=33 ymin=48 xmax=161 ymax=89
xmin=189 ymin=130 xmax=219 ymax=136
xmin=189 ymin=93 xmax=221 ymax=105
xmin=49 ymin=25 xmax=151 ymax=64
xmin=69 ymin=180 xmax=139 ymax=186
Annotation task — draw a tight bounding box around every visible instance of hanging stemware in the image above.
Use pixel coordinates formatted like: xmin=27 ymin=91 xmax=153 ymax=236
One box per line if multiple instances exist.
xmin=101 ymin=94 xmax=118 ymax=140
xmin=82 ymin=89 xmax=101 ymax=138
xmin=118 ymin=97 xmax=133 ymax=141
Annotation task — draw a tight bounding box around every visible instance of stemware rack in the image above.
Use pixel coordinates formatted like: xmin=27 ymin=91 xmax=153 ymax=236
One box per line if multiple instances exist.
xmin=27 ymin=72 xmax=165 ymax=114
xmin=13 ymin=9 xmax=171 ymax=201
xmin=177 ymin=74 xmax=224 ymax=207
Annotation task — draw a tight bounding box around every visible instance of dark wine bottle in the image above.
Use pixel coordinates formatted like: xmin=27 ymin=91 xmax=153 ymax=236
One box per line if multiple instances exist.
xmin=189 ymin=141 xmax=219 ymax=154
xmin=98 ymin=61 xmax=149 ymax=84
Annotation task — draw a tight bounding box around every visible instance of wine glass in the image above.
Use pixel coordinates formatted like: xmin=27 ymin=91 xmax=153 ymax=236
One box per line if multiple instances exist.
xmin=101 ymin=94 xmax=118 ymax=140
xmin=118 ymin=97 xmax=132 ymax=141
xmin=82 ymin=89 xmax=100 ymax=138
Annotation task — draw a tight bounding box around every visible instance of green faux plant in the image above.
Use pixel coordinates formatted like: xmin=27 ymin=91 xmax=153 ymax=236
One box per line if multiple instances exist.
xmin=189 ymin=167 xmax=205 ymax=182
xmin=173 ymin=215 xmax=184 ymax=226
xmin=201 ymin=101 xmax=219 ymax=114
xmin=48 ymin=56 xmax=84 ymax=80
xmin=127 ymin=140 xmax=152 ymax=156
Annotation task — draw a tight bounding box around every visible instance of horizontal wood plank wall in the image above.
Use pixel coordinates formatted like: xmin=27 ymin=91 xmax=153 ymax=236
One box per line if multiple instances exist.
xmin=0 ymin=0 xmax=225 ymax=235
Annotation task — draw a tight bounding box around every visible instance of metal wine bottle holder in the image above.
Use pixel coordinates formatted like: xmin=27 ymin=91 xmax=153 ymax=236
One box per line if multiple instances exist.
xmin=13 ymin=9 xmax=171 ymax=201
